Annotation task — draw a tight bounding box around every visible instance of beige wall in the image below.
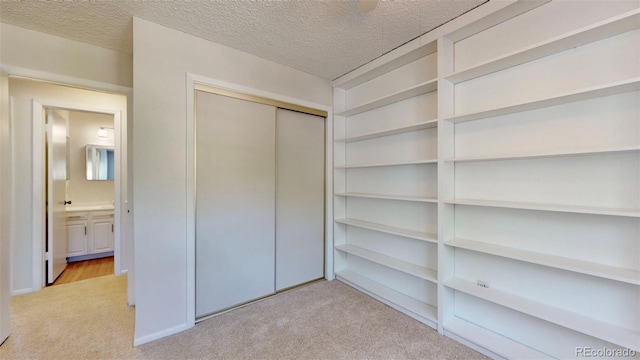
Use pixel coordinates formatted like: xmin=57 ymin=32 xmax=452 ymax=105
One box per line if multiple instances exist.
xmin=133 ymin=17 xmax=332 ymax=344
xmin=68 ymin=111 xmax=114 ymax=204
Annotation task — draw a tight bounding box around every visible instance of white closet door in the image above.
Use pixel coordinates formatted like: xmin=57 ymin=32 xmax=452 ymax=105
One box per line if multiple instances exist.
xmin=195 ymin=91 xmax=276 ymax=317
xmin=275 ymin=109 xmax=325 ymax=291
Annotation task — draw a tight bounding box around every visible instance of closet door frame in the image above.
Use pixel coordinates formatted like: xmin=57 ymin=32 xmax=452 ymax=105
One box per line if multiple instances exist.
xmin=185 ymin=73 xmax=333 ymax=326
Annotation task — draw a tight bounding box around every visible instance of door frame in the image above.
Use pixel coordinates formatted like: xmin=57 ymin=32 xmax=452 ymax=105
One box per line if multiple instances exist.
xmin=185 ymin=72 xmax=334 ymax=327
xmin=33 ymin=100 xmax=123 ymax=288
xmin=2 ymin=65 xmax=134 ymax=305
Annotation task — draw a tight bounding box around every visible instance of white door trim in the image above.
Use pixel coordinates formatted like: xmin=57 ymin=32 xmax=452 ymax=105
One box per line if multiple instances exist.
xmin=185 ymin=72 xmax=334 ymax=328
xmin=32 ymin=99 xmax=123 ymax=290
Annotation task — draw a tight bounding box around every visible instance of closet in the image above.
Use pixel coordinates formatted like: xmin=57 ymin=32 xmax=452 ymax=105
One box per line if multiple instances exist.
xmin=194 ymin=89 xmax=325 ymax=318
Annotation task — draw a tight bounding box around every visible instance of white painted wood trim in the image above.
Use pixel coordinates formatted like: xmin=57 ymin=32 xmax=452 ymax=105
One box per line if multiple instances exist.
xmin=133 ymin=323 xmax=190 ymax=347
xmin=31 ymin=99 xmax=124 ymax=291
xmin=31 ymin=101 xmax=45 ymax=290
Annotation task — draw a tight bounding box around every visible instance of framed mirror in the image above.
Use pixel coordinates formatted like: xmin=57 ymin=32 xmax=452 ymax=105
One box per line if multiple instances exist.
xmin=86 ymin=144 xmax=114 ymax=180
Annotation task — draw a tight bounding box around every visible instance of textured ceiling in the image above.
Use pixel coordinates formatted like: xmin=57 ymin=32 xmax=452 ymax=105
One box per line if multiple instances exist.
xmin=0 ymin=0 xmax=485 ymax=80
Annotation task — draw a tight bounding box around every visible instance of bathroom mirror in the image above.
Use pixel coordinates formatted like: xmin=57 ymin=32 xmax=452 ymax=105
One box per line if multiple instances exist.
xmin=86 ymin=144 xmax=114 ymax=180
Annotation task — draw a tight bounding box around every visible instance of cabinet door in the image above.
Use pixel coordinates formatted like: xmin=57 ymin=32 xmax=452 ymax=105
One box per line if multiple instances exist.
xmin=66 ymin=222 xmax=87 ymax=256
xmin=91 ymin=220 xmax=114 ymax=253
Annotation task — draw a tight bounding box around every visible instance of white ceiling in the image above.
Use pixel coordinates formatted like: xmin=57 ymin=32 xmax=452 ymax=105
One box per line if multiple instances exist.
xmin=0 ymin=0 xmax=486 ymax=80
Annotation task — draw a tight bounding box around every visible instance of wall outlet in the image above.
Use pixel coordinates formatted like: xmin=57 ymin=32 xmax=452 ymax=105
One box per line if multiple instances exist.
xmin=477 ymin=280 xmax=490 ymax=288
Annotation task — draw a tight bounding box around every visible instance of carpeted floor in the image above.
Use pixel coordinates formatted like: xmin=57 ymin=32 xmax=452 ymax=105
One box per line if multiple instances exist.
xmin=0 ymin=275 xmax=487 ymax=359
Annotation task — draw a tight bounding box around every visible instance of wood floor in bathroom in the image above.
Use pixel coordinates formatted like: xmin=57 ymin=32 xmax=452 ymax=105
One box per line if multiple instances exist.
xmin=53 ymin=257 xmax=114 ymax=285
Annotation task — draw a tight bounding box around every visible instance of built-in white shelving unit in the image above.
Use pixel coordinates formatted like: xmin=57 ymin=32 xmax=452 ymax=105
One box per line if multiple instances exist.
xmin=336 ymin=79 xmax=438 ymax=117
xmin=333 ymin=1 xmax=640 ymax=358
xmin=336 ymin=193 xmax=438 ymax=203
xmin=336 ymin=270 xmax=438 ymax=324
xmin=445 ymin=78 xmax=640 ymax=123
xmin=335 ymin=218 xmax=437 ymax=243
xmin=336 ymin=119 xmax=438 ymax=143
xmin=335 ymin=159 xmax=437 ymax=169
xmin=444 ymin=277 xmax=640 ymax=352
xmin=335 ymin=244 xmax=437 ymax=282
xmin=333 ymin=38 xmax=440 ymax=331
xmin=445 ymin=198 xmax=640 ymax=218
xmin=445 ymin=238 xmax=640 ymax=286
xmin=444 ymin=9 xmax=640 ymax=84
xmin=445 ymin=145 xmax=640 ymax=163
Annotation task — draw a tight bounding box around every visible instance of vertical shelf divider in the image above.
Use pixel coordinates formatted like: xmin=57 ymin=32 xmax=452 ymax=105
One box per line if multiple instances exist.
xmin=437 ymin=36 xmax=456 ymax=335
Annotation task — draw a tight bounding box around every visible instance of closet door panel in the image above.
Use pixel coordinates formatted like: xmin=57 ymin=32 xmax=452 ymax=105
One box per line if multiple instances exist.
xmin=275 ymin=109 xmax=325 ymax=290
xmin=195 ymin=91 xmax=276 ymax=317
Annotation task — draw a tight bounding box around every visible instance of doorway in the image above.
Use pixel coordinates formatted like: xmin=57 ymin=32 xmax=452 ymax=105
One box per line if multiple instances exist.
xmin=43 ymin=108 xmax=118 ymax=285
xmin=4 ymin=76 xmax=129 ymax=295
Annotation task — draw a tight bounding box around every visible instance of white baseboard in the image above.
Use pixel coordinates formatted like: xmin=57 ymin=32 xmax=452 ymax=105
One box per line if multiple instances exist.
xmin=133 ymin=323 xmax=192 ymax=346
xmin=11 ymin=288 xmax=34 ymax=296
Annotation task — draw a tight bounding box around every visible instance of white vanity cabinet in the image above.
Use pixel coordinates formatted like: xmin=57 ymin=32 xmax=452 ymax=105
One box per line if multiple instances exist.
xmin=66 ymin=209 xmax=114 ymax=260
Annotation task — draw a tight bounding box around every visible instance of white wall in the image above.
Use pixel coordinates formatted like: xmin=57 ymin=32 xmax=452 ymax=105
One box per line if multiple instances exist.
xmin=133 ymin=17 xmax=332 ymax=345
xmin=8 ymin=78 xmax=127 ymax=294
xmin=0 ymin=23 xmax=132 ymax=88
xmin=0 ymin=23 xmax=133 ymax=299
xmin=68 ymin=111 xmax=114 ymax=204
xmin=0 ymin=12 xmax=12 ymax=340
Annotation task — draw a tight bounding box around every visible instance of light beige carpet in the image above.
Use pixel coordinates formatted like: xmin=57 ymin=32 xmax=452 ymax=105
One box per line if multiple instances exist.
xmin=0 ymin=275 xmax=487 ymax=360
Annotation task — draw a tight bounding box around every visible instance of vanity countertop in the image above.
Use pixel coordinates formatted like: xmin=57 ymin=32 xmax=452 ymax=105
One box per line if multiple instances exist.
xmin=66 ymin=204 xmax=114 ymax=212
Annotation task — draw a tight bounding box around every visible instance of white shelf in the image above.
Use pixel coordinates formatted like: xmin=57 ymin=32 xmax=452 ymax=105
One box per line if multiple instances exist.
xmin=335 ymin=159 xmax=437 ymax=169
xmin=335 ymin=218 xmax=437 ymax=243
xmin=445 ymin=198 xmax=640 ymax=218
xmin=446 ymin=78 xmax=640 ymax=123
xmin=337 ymin=79 xmax=438 ymax=117
xmin=334 ymin=42 xmax=437 ymax=89
xmin=335 ymin=244 xmax=437 ymax=283
xmin=336 ymin=119 xmax=438 ymax=143
xmin=336 ymin=192 xmax=438 ymax=203
xmin=444 ymin=277 xmax=640 ymax=351
xmin=444 ymin=317 xmax=552 ymax=360
xmin=445 ymin=238 xmax=640 ymax=285
xmin=445 ymin=9 xmax=640 ymax=84
xmin=335 ymin=269 xmax=438 ymax=324
xmin=446 ymin=145 xmax=640 ymax=163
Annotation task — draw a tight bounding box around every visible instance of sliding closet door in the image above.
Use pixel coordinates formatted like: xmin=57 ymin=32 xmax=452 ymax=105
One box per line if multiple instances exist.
xmin=275 ymin=109 xmax=325 ymax=290
xmin=195 ymin=91 xmax=276 ymax=317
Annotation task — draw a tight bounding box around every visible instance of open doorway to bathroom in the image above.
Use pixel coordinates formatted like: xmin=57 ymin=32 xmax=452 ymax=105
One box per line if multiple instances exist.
xmin=6 ymin=76 xmax=130 ymax=295
xmin=45 ymin=109 xmax=118 ymax=286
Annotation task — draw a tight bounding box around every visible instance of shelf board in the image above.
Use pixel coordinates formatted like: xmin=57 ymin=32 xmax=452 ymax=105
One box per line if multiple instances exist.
xmin=335 ymin=159 xmax=437 ymax=169
xmin=445 ymin=145 xmax=640 ymax=163
xmin=445 ymin=198 xmax=640 ymax=218
xmin=444 ymin=277 xmax=640 ymax=352
xmin=334 ymin=41 xmax=437 ymax=90
xmin=336 ymin=269 xmax=438 ymax=324
xmin=336 ymin=192 xmax=438 ymax=203
xmin=336 ymin=119 xmax=438 ymax=143
xmin=336 ymin=244 xmax=437 ymax=283
xmin=335 ymin=218 xmax=437 ymax=243
xmin=444 ymin=9 xmax=640 ymax=84
xmin=337 ymin=79 xmax=438 ymax=117
xmin=446 ymin=238 xmax=640 ymax=285
xmin=446 ymin=78 xmax=640 ymax=123
xmin=444 ymin=317 xmax=552 ymax=360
